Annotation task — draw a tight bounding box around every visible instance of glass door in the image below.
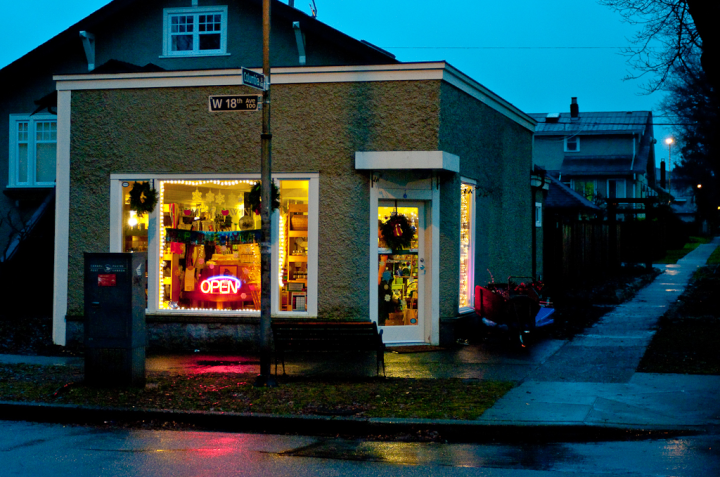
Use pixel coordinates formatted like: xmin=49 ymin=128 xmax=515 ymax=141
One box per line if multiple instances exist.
xmin=377 ymin=201 xmax=424 ymax=343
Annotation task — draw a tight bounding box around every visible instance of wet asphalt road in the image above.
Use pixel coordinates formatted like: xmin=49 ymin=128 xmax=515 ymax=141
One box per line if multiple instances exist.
xmin=2 ymin=420 xmax=718 ymax=476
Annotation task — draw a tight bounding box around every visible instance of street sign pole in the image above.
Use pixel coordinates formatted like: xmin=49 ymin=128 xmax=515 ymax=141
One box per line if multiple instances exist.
xmin=255 ymin=0 xmax=276 ymax=387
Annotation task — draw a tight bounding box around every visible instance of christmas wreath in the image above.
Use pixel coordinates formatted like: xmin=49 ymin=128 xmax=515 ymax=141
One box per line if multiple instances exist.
xmin=248 ymin=181 xmax=280 ymax=215
xmin=129 ymin=182 xmax=158 ymax=216
xmin=380 ymin=214 xmax=414 ymax=250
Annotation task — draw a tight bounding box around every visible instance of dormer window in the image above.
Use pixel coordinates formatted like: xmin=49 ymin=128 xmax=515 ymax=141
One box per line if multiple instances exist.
xmin=565 ymin=136 xmax=580 ymax=152
xmin=163 ymin=6 xmax=228 ymax=57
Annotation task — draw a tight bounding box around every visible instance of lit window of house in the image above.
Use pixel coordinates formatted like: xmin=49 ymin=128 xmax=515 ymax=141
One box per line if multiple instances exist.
xmin=163 ymin=6 xmax=228 ymax=57
xmin=573 ymin=180 xmax=595 ymax=201
xmin=9 ymin=114 xmax=57 ymax=187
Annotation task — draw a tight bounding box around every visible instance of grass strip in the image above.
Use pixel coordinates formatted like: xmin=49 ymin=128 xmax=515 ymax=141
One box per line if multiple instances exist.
xmin=0 ymin=365 xmax=513 ymax=421
xmin=654 ymin=236 xmax=710 ymax=264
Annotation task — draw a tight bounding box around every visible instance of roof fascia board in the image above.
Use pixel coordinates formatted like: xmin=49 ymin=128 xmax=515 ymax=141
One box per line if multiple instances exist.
xmin=55 ymin=62 xmax=534 ymax=131
xmin=535 ymin=129 xmax=644 ymax=136
xmin=441 ymin=63 xmax=535 ymax=132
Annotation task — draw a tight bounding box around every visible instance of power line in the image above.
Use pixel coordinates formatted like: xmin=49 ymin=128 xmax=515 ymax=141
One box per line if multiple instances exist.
xmin=383 ymin=46 xmax=654 ymax=50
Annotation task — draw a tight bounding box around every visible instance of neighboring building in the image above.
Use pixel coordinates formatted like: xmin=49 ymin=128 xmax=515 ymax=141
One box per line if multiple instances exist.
xmin=2 ymin=0 xmax=537 ymax=349
xmin=656 ymin=165 xmax=697 ymax=223
xmin=530 ymin=98 xmax=657 ymax=211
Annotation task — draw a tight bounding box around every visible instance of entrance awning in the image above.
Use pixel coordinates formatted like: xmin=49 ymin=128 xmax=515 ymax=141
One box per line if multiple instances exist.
xmin=355 ymin=151 xmax=459 ymax=173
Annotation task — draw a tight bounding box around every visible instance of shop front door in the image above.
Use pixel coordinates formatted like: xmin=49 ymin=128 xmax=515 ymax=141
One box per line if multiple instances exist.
xmin=376 ymin=201 xmax=425 ymax=343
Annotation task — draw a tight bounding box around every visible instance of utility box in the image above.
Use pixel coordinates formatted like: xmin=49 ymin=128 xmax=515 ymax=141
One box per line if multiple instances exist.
xmin=84 ymin=253 xmax=147 ymax=387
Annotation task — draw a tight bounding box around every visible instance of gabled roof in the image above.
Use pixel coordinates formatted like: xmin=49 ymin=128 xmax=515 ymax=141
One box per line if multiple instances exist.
xmin=0 ymin=0 xmax=397 ymax=79
xmin=545 ymin=175 xmax=600 ymax=211
xmin=529 ymin=111 xmax=650 ymax=136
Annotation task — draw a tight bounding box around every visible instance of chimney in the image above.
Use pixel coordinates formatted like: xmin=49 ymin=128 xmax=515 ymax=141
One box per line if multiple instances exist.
xmin=570 ymin=97 xmax=579 ymax=119
xmin=661 ymin=161 xmax=666 ymax=189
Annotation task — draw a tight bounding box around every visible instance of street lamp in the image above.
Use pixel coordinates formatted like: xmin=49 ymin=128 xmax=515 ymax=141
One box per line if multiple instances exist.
xmin=665 ymin=137 xmax=674 ymax=192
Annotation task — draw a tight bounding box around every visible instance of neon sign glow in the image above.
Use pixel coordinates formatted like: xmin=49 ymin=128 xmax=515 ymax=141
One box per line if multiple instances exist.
xmin=200 ymin=276 xmax=243 ymax=295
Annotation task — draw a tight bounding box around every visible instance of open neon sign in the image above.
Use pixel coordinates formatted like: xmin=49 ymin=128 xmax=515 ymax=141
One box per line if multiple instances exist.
xmin=200 ymin=276 xmax=243 ymax=295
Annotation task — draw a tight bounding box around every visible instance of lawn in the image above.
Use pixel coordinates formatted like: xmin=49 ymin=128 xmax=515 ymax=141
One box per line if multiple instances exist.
xmin=0 ymin=364 xmax=513 ymax=421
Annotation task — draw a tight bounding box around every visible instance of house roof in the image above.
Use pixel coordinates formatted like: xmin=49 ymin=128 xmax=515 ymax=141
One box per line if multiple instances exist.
xmin=0 ymin=0 xmax=398 ymax=79
xmin=545 ymin=175 xmax=600 ymax=211
xmin=560 ymin=155 xmax=647 ymax=176
xmin=528 ymin=111 xmax=650 ymax=136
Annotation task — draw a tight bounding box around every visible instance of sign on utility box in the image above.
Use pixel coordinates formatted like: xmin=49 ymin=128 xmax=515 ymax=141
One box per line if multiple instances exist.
xmin=84 ymin=253 xmax=147 ymax=387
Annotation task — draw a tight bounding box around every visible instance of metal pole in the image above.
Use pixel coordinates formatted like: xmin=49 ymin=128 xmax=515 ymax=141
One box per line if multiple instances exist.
xmin=255 ymin=0 xmax=276 ymax=387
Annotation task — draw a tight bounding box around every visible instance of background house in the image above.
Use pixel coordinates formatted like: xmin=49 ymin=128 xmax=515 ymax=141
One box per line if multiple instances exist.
xmin=530 ymin=97 xmax=657 ymax=215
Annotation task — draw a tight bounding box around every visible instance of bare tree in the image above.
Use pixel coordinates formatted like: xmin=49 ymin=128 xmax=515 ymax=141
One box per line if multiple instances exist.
xmin=599 ymin=0 xmax=701 ymax=92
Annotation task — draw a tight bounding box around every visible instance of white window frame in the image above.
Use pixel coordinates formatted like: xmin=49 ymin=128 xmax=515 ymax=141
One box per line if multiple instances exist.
xmin=564 ymin=136 xmax=580 ymax=152
xmin=8 ymin=113 xmax=57 ymax=188
xmin=535 ymin=202 xmax=542 ymax=227
xmin=162 ymin=6 xmax=229 ymax=58
xmin=459 ymin=178 xmax=476 ymax=313
xmin=109 ymin=173 xmax=319 ymax=318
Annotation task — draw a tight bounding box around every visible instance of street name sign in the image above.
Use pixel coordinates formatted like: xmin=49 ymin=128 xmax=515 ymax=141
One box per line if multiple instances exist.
xmin=241 ymin=67 xmax=266 ymax=91
xmin=208 ymin=95 xmax=262 ymax=112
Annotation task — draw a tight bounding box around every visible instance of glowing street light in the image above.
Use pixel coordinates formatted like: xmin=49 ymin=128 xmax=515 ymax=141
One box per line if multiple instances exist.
xmin=665 ymin=137 xmax=674 ymax=191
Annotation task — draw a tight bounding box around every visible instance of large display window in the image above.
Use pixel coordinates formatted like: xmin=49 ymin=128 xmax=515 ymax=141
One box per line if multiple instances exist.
xmin=110 ymin=175 xmax=316 ymax=316
xmin=156 ymin=179 xmax=310 ymax=313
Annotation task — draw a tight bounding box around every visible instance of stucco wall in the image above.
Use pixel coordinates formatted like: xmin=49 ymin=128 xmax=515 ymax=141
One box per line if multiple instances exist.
xmin=438 ymin=82 xmax=534 ymax=307
xmin=66 ymin=80 xmax=440 ymax=317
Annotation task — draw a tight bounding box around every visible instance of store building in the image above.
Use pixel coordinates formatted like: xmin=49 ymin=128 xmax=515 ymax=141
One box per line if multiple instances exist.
xmin=54 ymin=61 xmax=537 ymax=349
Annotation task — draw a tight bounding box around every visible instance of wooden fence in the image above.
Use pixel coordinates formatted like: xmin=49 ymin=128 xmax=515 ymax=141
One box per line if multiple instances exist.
xmin=543 ymin=218 xmax=665 ymax=285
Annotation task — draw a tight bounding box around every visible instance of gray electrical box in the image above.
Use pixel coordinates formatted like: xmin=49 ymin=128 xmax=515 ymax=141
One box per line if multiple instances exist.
xmin=84 ymin=252 xmax=147 ymax=387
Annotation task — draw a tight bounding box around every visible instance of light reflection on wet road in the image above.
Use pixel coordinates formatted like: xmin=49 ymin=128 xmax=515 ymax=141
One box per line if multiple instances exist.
xmin=1 ymin=420 xmax=718 ymax=476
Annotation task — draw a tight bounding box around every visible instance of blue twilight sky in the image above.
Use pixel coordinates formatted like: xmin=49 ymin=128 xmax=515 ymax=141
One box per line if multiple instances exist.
xmin=0 ymin=0 xmax=675 ymax=164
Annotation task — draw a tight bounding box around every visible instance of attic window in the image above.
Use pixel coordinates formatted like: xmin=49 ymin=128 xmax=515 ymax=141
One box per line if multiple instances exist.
xmin=564 ymin=136 xmax=580 ymax=152
xmin=162 ymin=6 xmax=228 ymax=57
xmin=545 ymin=113 xmax=560 ymax=123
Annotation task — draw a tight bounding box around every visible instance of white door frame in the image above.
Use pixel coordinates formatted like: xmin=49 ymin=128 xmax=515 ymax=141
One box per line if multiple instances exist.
xmin=369 ymin=181 xmax=440 ymax=345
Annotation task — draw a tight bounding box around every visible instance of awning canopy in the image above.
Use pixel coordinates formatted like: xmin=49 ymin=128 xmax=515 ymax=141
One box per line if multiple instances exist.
xmin=355 ymin=151 xmax=459 ymax=173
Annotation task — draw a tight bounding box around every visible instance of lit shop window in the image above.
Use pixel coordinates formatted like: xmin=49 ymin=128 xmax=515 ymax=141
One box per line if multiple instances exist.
xmin=459 ymin=182 xmax=475 ymax=310
xmin=157 ymin=179 xmax=308 ymax=313
xmin=122 ymin=181 xmax=149 ymax=253
xmin=278 ymin=180 xmax=309 ymax=312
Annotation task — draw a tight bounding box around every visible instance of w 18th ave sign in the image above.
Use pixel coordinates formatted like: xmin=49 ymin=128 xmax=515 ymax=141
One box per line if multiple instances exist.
xmin=208 ymin=95 xmax=262 ymax=112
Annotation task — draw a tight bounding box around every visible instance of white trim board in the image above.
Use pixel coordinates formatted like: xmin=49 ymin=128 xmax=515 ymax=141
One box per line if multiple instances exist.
xmin=55 ymin=62 xmax=536 ymax=131
xmin=355 ymin=151 xmax=459 ymax=172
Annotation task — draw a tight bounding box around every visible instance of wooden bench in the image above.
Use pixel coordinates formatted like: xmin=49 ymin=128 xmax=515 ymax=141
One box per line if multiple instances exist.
xmin=271 ymin=321 xmax=386 ymax=376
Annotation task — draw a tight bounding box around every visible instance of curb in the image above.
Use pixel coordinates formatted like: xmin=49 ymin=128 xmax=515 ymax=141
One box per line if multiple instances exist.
xmin=0 ymin=401 xmax=700 ymax=443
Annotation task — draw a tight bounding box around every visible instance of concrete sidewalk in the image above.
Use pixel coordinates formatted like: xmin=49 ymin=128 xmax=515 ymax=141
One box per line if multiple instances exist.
xmin=1 ymin=239 xmax=719 ymax=438
xmin=479 ymin=238 xmax=720 ymax=431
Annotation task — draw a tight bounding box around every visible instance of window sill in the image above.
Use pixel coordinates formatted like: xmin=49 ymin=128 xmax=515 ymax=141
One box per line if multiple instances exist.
xmin=159 ymin=53 xmax=231 ymax=59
